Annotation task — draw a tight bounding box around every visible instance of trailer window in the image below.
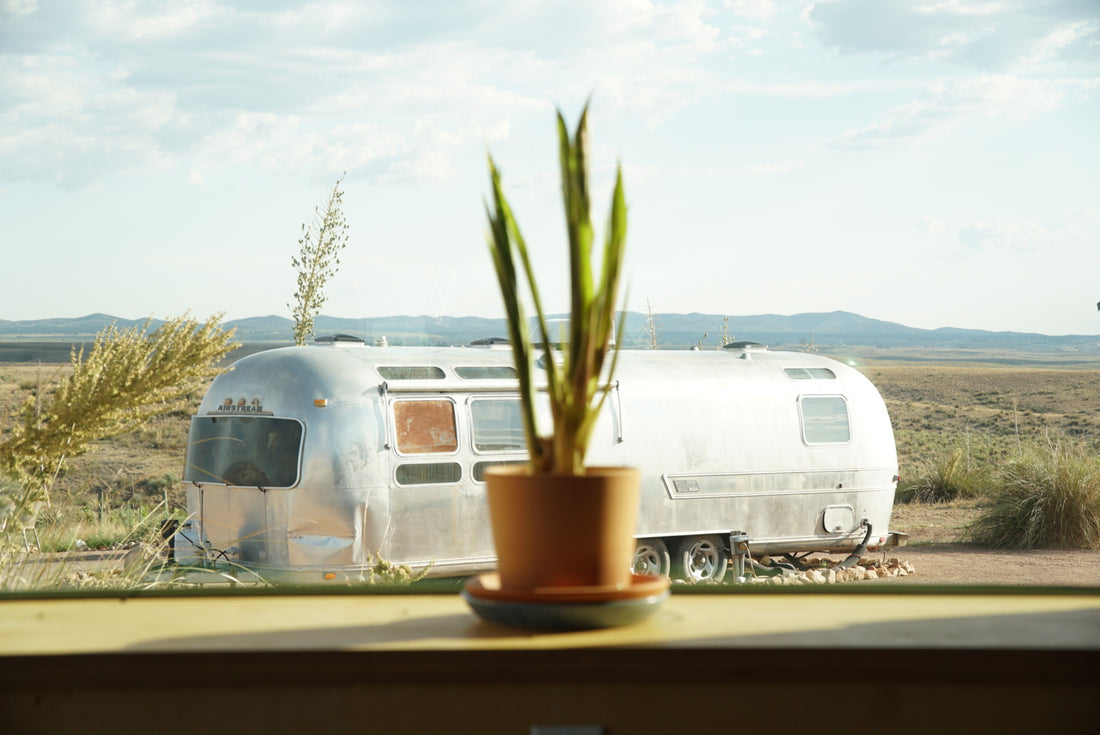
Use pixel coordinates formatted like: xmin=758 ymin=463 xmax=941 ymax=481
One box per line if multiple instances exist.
xmin=784 ymin=368 xmax=836 ymax=380
xmin=379 ymin=366 xmax=445 ymax=380
xmin=470 ymin=398 xmax=525 ymax=452
xmin=472 ymin=460 xmax=526 ymax=481
xmin=184 ymin=416 xmax=303 ymax=487
xmin=455 ymin=366 xmax=517 ymax=379
xmin=395 ymin=462 xmax=462 ymax=485
xmin=393 ymin=399 xmax=458 ymax=454
xmin=799 ymin=396 xmax=851 ymax=444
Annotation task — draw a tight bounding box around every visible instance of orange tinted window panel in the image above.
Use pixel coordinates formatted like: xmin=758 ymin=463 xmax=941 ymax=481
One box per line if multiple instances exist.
xmin=394 ymin=400 xmax=458 ymax=454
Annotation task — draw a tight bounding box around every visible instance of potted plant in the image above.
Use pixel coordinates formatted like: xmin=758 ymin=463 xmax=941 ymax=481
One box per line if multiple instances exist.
xmin=479 ymin=103 xmax=645 ymax=597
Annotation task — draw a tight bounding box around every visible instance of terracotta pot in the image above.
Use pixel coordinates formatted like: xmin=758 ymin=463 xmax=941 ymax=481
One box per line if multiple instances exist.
xmin=485 ymin=465 xmax=641 ymax=593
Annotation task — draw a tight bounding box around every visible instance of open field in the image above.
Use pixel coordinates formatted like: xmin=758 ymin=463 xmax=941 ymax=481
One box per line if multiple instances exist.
xmin=2 ymin=349 xmax=1098 ymax=586
xmin=865 ymin=361 xmax=1100 ymax=474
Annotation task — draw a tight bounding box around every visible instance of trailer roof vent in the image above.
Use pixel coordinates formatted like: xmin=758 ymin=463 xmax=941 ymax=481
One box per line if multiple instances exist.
xmin=722 ymin=341 xmax=766 ymax=351
xmin=470 ymin=337 xmax=511 ymax=349
xmin=314 ymin=333 xmax=366 ymax=346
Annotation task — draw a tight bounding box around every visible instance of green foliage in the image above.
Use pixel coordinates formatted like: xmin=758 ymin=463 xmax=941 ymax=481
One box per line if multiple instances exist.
xmin=290 ymin=175 xmax=349 ymax=346
xmin=967 ymin=443 xmax=1100 ymax=550
xmin=718 ymin=316 xmax=734 ymax=348
xmin=357 ymin=553 xmax=431 ymax=585
xmin=0 ymin=314 xmax=235 ymax=487
xmin=0 ymin=314 xmax=235 ymax=556
xmin=485 ymin=103 xmax=628 ymax=475
xmin=896 ymin=448 xmax=992 ymax=504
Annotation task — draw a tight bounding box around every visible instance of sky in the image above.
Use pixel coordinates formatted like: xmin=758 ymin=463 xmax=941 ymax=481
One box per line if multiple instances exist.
xmin=1 ymin=0 xmax=1098 ymax=336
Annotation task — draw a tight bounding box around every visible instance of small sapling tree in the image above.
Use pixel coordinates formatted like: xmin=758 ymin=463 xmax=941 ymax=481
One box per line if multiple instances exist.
xmin=290 ymin=175 xmax=349 ymax=345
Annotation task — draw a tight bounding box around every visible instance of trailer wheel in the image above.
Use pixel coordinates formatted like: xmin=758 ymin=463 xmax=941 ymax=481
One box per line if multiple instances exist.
xmin=632 ymin=539 xmax=671 ymax=578
xmin=674 ymin=535 xmax=728 ymax=584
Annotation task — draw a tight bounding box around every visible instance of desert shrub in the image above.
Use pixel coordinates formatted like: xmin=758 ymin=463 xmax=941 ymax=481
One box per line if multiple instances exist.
xmin=896 ymin=449 xmax=992 ymax=504
xmin=135 ymin=473 xmax=179 ymax=496
xmin=967 ymin=443 xmax=1100 ymax=549
xmin=32 ymin=500 xmax=171 ymax=553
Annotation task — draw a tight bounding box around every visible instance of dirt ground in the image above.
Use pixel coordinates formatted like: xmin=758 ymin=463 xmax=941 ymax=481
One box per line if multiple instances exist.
xmin=841 ymin=504 xmax=1100 ymax=587
xmin=37 ymin=505 xmax=1100 ymax=590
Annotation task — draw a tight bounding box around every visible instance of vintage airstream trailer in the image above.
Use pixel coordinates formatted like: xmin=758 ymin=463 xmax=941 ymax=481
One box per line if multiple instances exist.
xmin=175 ymin=337 xmax=899 ymax=583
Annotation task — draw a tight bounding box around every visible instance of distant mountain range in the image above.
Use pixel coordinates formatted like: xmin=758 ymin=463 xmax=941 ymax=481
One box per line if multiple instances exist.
xmin=2 ymin=311 xmax=1098 ymax=357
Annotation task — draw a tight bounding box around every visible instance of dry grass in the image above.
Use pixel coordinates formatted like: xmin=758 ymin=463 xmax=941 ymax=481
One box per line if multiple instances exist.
xmin=967 ymin=443 xmax=1100 ymax=549
xmin=861 ymin=363 xmax=1100 ymax=479
xmin=1 ymin=363 xmax=200 ymax=550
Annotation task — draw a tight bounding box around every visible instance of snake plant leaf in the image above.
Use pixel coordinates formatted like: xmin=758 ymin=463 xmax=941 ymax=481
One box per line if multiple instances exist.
xmin=485 ymin=102 xmax=627 ymax=476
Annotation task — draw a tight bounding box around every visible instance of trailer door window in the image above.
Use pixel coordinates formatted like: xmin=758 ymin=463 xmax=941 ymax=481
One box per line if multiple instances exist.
xmin=470 ymin=398 xmax=525 ymax=452
xmin=393 ymin=399 xmax=459 ymax=454
xmin=184 ymin=416 xmax=303 ymax=487
xmin=799 ymin=396 xmax=851 ymax=444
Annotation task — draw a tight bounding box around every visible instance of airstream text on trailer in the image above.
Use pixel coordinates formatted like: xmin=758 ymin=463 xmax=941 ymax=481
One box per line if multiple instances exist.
xmin=176 ymin=338 xmax=900 ymax=583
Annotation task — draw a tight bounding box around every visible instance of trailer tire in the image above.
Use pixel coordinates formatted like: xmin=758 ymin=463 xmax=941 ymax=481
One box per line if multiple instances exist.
xmin=632 ymin=538 xmax=671 ymax=578
xmin=674 ymin=535 xmax=728 ymax=584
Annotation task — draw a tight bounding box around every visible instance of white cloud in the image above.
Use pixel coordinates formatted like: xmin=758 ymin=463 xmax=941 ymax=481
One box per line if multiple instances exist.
xmin=0 ymin=0 xmax=740 ymax=186
xmin=958 ymin=220 xmax=1039 ymax=254
xmin=85 ymin=0 xmax=222 ymax=42
xmin=725 ymin=0 xmax=776 ymax=21
xmin=0 ymin=0 xmax=36 ymax=19
xmin=0 ymin=54 xmax=178 ymax=186
xmin=809 ymin=0 xmax=1100 ymax=70
xmin=916 ymin=215 xmax=947 ymax=234
xmin=831 ymin=75 xmax=1096 ymax=149
xmin=955 ymin=215 xmax=1088 ymax=255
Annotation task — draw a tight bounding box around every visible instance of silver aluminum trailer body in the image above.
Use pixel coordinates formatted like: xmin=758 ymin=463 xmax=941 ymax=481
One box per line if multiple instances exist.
xmin=178 ymin=341 xmax=898 ymax=583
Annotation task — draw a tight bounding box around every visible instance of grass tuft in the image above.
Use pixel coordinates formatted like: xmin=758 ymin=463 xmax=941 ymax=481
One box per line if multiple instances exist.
xmin=967 ymin=443 xmax=1100 ymax=550
xmin=896 ymin=448 xmax=992 ymax=504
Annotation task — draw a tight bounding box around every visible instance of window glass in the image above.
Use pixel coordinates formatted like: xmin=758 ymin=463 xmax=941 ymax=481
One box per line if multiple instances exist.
xmin=800 ymin=396 xmax=851 ymax=444
xmin=393 ymin=399 xmax=458 ymax=454
xmin=470 ymin=398 xmax=525 ymax=452
xmin=395 ymin=462 xmax=462 ymax=485
xmin=472 ymin=460 xmax=527 ymax=482
xmin=184 ymin=416 xmax=303 ymax=487
xmin=454 ymin=366 xmax=517 ymax=379
xmin=379 ymin=366 xmax=445 ymax=380
xmin=784 ymin=367 xmax=836 ymax=380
